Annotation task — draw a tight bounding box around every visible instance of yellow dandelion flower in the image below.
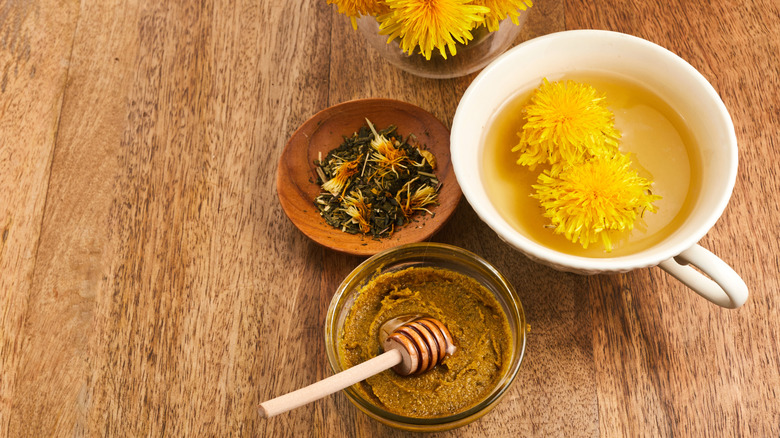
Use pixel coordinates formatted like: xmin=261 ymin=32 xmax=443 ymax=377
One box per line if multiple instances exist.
xmin=378 ymin=0 xmax=490 ymax=60
xmin=512 ymin=79 xmax=621 ymax=172
xmin=473 ymin=0 xmax=532 ymax=32
xmin=532 ymin=153 xmax=661 ymax=251
xmin=408 ymin=185 xmax=438 ymax=214
xmin=395 ymin=178 xmax=438 ymax=217
xmin=341 ymin=190 xmax=372 ymax=233
xmin=328 ymin=0 xmax=389 ymax=29
xmin=366 ymin=119 xmax=407 ymax=176
xmin=322 ymin=156 xmax=361 ymax=196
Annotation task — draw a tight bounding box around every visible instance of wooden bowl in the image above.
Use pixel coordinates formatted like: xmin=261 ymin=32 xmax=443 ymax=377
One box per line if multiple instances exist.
xmin=277 ymin=99 xmax=461 ymax=256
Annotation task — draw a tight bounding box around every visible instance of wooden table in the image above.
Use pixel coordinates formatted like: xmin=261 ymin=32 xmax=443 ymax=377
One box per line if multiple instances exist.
xmin=2 ymin=0 xmax=778 ymax=436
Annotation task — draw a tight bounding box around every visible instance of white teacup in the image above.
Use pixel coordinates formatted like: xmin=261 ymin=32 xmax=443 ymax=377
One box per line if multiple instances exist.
xmin=451 ymin=30 xmax=748 ymax=308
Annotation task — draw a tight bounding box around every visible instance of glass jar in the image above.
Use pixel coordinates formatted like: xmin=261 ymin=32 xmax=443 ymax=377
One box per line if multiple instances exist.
xmin=357 ymin=14 xmax=528 ymax=79
xmin=325 ymin=243 xmax=528 ymax=431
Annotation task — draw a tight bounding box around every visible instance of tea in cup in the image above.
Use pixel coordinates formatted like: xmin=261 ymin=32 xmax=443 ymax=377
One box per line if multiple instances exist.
xmin=451 ymin=30 xmax=748 ymax=308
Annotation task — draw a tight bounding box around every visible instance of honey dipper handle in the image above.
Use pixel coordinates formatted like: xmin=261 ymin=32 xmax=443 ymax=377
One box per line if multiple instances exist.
xmin=259 ymin=349 xmax=403 ymax=418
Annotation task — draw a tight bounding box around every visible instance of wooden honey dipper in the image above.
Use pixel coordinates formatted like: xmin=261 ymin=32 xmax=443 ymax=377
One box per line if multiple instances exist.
xmin=259 ymin=317 xmax=456 ymax=418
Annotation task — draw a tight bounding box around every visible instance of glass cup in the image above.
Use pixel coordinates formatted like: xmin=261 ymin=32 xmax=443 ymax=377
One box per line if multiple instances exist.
xmin=450 ymin=30 xmax=748 ymax=308
xmin=357 ymin=14 xmax=528 ymax=79
xmin=325 ymin=243 xmax=527 ymax=431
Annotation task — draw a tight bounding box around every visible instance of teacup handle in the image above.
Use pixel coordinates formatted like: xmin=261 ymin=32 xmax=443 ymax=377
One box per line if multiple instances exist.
xmin=658 ymin=244 xmax=748 ymax=309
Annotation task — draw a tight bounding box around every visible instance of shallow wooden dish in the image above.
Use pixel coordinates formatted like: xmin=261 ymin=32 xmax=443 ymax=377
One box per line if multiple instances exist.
xmin=277 ymin=99 xmax=461 ymax=256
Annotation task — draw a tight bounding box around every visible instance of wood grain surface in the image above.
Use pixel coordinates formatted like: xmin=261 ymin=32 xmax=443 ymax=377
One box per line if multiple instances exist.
xmin=1 ymin=0 xmax=778 ymax=436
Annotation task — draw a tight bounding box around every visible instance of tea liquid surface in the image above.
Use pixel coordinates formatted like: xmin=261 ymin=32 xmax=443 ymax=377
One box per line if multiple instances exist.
xmin=481 ymin=73 xmax=702 ymax=257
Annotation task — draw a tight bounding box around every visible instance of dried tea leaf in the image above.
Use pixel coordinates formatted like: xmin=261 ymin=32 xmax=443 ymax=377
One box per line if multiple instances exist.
xmin=313 ymin=122 xmax=440 ymax=238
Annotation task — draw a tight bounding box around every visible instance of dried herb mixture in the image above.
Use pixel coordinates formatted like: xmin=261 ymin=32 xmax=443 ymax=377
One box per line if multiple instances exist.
xmin=314 ymin=120 xmax=440 ymax=238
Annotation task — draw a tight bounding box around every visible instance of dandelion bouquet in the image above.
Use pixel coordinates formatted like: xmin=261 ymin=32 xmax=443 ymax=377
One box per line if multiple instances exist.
xmin=326 ymin=0 xmax=533 ymax=60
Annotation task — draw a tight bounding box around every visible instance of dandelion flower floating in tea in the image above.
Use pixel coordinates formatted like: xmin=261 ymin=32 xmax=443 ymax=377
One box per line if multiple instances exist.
xmin=512 ymin=78 xmax=662 ymax=251
xmin=314 ymin=120 xmax=440 ymax=237
xmin=378 ymin=0 xmax=490 ymax=60
xmin=532 ymin=153 xmax=661 ymax=251
xmin=513 ymin=79 xmax=621 ymax=173
xmin=473 ymin=0 xmax=533 ymax=32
